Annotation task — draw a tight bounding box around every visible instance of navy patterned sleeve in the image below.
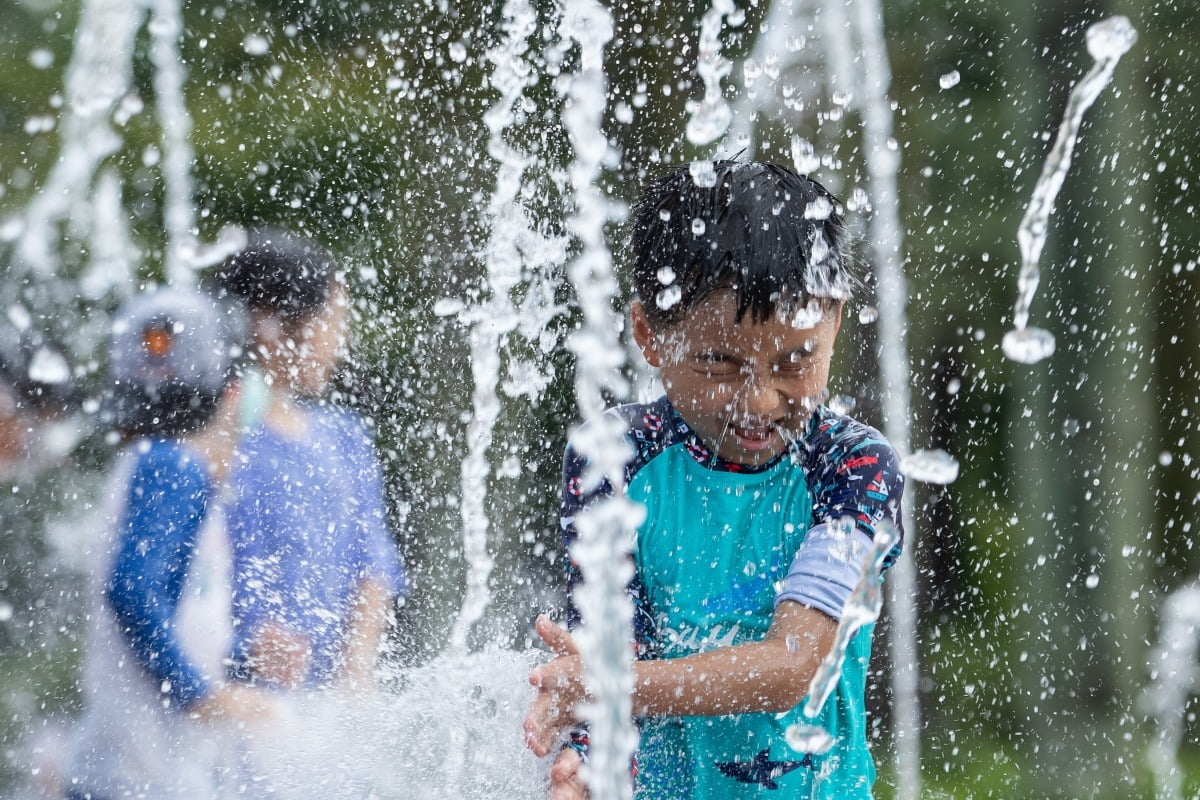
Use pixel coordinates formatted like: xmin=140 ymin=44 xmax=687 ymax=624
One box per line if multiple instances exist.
xmin=775 ymin=412 xmax=905 ymax=620
xmin=560 ymin=406 xmax=660 ymax=658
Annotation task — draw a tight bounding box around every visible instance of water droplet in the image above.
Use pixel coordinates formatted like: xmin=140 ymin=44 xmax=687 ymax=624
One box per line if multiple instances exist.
xmin=1158 ymin=451 xmax=1174 ymax=467
xmin=27 ymin=347 xmax=69 ymax=385
xmin=1085 ymin=574 xmax=1100 ymax=589
xmin=938 ymin=70 xmax=961 ymax=90
xmin=1086 ymin=15 xmax=1137 ymax=61
xmin=828 ymin=395 xmax=856 ymax=415
xmin=858 ymin=305 xmax=878 ymax=324
xmin=656 ymin=285 xmax=682 ymax=310
xmin=785 ymin=723 xmax=834 ymax=754
xmin=243 ymin=34 xmax=270 ymax=56
xmin=900 ymin=448 xmax=960 ymax=485
xmin=0 ymin=601 xmax=12 ymax=623
xmin=1002 ymin=326 xmax=1056 ymax=364
xmin=691 ymin=218 xmax=706 ymax=236
xmin=29 ymin=48 xmax=53 ymax=70
xmin=688 ymin=161 xmax=718 ymax=188
xmin=448 ymin=41 xmax=468 ymax=63
xmin=803 ymin=196 xmax=833 ymax=221
xmin=656 ymin=266 xmax=676 ymax=286
xmin=433 ymin=297 xmax=466 ymax=317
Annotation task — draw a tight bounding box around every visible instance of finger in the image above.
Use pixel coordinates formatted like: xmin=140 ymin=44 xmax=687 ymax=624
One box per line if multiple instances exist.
xmin=536 ymin=614 xmax=578 ymax=656
xmin=549 ymin=748 xmax=582 ymax=782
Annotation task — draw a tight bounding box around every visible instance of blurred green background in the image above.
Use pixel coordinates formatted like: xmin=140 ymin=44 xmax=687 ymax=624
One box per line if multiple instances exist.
xmin=2 ymin=0 xmax=1199 ymax=797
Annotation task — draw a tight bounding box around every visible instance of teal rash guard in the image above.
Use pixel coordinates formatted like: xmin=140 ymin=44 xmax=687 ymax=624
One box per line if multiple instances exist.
xmin=561 ymin=396 xmax=904 ymax=799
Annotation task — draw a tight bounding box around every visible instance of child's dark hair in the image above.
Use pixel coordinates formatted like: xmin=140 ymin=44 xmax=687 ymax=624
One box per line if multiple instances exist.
xmin=212 ymin=228 xmax=336 ymax=323
xmin=108 ymin=380 xmax=223 ymax=438
xmin=629 ymin=160 xmax=851 ymax=328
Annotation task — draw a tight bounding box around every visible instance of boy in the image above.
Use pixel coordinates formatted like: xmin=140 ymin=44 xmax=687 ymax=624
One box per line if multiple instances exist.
xmin=68 ymin=288 xmax=272 ymax=799
xmin=524 ymin=160 xmax=904 ymax=799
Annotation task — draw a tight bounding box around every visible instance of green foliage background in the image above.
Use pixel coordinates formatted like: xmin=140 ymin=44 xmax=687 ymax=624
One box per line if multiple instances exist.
xmin=1 ymin=0 xmax=1199 ymax=797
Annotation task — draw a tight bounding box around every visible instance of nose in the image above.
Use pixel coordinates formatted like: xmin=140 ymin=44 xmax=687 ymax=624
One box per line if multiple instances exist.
xmin=740 ymin=373 xmax=784 ymax=421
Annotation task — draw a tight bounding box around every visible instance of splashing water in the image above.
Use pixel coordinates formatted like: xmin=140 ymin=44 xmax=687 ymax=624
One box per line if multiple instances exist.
xmin=685 ymin=0 xmax=741 ymax=147
xmin=557 ymin=1 xmax=640 ymax=796
xmin=791 ymin=520 xmax=896 ymax=742
xmin=1002 ymin=15 xmax=1137 ymax=364
xmin=1142 ymin=585 xmax=1200 ymax=800
xmin=847 ymin=0 xmax=921 ymax=792
xmin=449 ymin=0 xmax=540 ymax=656
xmin=899 ymin=448 xmax=960 ymax=486
xmin=237 ymin=650 xmax=550 ymax=799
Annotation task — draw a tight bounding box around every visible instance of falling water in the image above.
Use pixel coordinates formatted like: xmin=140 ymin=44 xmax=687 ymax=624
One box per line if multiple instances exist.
xmin=146 ymin=0 xmax=198 ymax=287
xmin=1001 ymin=15 xmax=1137 ymax=365
xmin=684 ymin=0 xmax=741 ymax=147
xmin=14 ymin=0 xmax=143 ymax=282
xmin=1143 ymin=585 xmax=1200 ymax=800
xmin=786 ymin=520 xmax=897 ymax=756
xmin=556 ymin=1 xmax=642 ymax=796
xmin=847 ymin=0 xmax=921 ymax=794
xmin=448 ymin=0 xmax=539 ymax=656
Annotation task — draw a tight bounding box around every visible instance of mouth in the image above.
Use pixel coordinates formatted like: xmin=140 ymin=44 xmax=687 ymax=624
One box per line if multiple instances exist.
xmin=729 ymin=422 xmax=781 ymax=452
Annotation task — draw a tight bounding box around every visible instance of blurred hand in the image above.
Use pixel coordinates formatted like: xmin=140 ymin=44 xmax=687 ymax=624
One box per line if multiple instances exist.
xmin=523 ymin=614 xmax=586 ymax=757
xmin=249 ymin=620 xmax=311 ymax=690
xmin=548 ymin=747 xmax=588 ymax=800
xmin=192 ymin=683 xmax=277 ymax=728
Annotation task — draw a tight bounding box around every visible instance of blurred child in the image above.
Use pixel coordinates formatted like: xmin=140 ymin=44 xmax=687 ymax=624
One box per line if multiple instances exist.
xmin=524 ymin=161 xmax=905 ymax=799
xmin=213 ymin=229 xmax=407 ymax=692
xmin=66 ymin=288 xmax=272 ymax=799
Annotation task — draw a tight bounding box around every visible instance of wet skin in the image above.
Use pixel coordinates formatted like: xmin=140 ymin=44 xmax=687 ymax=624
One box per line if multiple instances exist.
xmin=631 ymin=290 xmax=843 ymax=467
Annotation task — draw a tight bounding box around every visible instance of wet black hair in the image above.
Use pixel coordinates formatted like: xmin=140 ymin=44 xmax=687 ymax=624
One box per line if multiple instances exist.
xmin=105 ymin=381 xmax=223 ymax=438
xmin=629 ymin=160 xmax=851 ymax=328
xmin=212 ymin=228 xmax=336 ymax=324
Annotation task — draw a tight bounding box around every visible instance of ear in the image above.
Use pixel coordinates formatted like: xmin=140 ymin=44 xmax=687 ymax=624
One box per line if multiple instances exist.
xmin=630 ymin=301 xmax=663 ymax=368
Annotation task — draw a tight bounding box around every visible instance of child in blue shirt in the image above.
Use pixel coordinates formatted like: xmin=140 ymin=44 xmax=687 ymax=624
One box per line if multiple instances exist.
xmin=213 ymin=229 xmax=408 ymax=691
xmin=524 ymin=161 xmax=905 ymax=799
xmin=67 ymin=288 xmax=272 ymax=799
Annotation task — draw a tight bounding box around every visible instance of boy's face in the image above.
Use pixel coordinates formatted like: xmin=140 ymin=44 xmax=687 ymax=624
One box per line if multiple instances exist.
xmin=632 ymin=290 xmax=842 ymax=467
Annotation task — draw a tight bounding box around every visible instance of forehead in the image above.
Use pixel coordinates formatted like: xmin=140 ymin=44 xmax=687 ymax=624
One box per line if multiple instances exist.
xmin=658 ymin=291 xmax=838 ymax=354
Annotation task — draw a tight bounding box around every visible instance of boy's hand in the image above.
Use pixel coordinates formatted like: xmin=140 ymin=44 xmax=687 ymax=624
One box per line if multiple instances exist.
xmin=249 ymin=620 xmax=311 ymax=689
xmin=193 ymin=683 xmax=277 ymax=727
xmin=524 ymin=614 xmax=586 ymax=757
xmin=548 ymin=747 xmax=588 ymax=800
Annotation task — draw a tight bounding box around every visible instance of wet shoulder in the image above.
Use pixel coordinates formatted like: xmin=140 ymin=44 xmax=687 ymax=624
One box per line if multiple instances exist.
xmin=802 ymin=406 xmax=900 ymax=475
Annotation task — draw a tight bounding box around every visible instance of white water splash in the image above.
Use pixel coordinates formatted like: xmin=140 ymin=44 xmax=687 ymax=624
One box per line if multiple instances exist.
xmin=1142 ymin=584 xmax=1200 ymax=800
xmin=557 ymin=2 xmax=640 ymax=797
xmin=794 ymin=520 xmax=896 ymax=732
xmin=147 ymin=0 xmax=198 ymax=286
xmin=239 ymin=650 xmax=550 ymax=799
xmin=899 ymin=448 xmax=960 ymax=485
xmin=1003 ymin=15 xmax=1137 ymax=364
xmin=685 ymin=0 xmax=741 ymax=147
xmin=449 ymin=0 xmax=540 ymax=656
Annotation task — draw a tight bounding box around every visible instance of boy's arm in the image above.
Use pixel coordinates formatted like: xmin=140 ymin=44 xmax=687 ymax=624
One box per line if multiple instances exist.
xmin=525 ymin=600 xmax=835 ymax=756
xmin=339 ymin=575 xmax=393 ymax=689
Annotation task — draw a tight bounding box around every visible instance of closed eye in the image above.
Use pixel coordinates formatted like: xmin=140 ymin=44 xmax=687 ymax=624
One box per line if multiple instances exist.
xmin=694 ymin=351 xmax=742 ymax=377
